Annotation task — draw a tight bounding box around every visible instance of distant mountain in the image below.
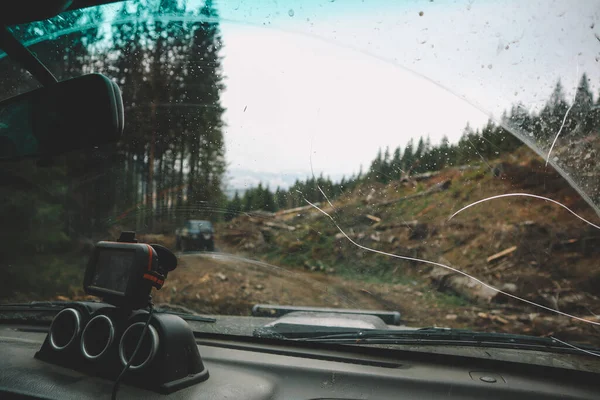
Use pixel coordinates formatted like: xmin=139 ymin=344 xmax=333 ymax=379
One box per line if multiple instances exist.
xmin=224 ymin=168 xmax=345 ymax=198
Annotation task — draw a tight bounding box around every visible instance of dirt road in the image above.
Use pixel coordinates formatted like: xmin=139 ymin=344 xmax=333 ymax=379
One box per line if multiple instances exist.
xmin=153 ymin=251 xmax=481 ymax=328
xmin=148 ymin=250 xmax=600 ymax=345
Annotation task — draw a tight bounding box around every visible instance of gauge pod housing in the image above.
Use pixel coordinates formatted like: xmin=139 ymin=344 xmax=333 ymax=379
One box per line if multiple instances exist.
xmin=36 ymin=303 xmax=208 ymax=394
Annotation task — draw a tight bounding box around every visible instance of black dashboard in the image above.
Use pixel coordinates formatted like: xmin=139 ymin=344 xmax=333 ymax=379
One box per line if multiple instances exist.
xmin=1 ymin=321 xmax=599 ymax=400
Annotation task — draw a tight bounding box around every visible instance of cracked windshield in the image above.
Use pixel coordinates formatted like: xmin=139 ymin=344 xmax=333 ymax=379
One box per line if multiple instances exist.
xmin=2 ymin=0 xmax=600 ymax=350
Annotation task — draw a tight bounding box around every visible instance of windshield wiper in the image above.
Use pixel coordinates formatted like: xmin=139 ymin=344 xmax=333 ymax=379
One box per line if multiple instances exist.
xmin=294 ymin=327 xmax=600 ymax=355
xmin=153 ymin=309 xmax=216 ymax=323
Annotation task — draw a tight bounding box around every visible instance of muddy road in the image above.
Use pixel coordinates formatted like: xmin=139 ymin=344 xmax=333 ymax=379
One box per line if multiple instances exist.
xmin=147 ymin=250 xmax=600 ymax=345
xmin=153 ymin=251 xmax=487 ymax=329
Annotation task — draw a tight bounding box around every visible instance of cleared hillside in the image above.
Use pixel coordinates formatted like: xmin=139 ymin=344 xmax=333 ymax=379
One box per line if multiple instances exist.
xmin=218 ymin=146 xmax=600 ymax=344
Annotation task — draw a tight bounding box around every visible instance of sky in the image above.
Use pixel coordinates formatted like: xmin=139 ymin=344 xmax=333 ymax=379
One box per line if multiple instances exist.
xmin=213 ymin=0 xmax=600 ymax=188
xmin=4 ymin=0 xmax=600 ymax=191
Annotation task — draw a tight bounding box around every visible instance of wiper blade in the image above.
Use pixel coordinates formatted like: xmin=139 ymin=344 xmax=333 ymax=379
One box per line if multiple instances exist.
xmin=296 ymin=327 xmax=600 ymax=355
xmin=153 ymin=309 xmax=216 ymax=323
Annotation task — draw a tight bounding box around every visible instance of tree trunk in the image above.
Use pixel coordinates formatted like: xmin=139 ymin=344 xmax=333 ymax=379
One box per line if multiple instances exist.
xmin=146 ymin=103 xmax=157 ymax=231
xmin=156 ymin=153 xmax=164 ymax=227
xmin=170 ymin=147 xmax=178 ymax=223
xmin=176 ymin=136 xmax=185 ymax=221
xmin=187 ymin=136 xmax=198 ymax=219
xmin=136 ymin=151 xmax=144 ymax=231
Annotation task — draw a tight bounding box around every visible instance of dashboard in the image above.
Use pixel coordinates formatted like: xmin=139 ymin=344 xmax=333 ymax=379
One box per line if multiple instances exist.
xmin=1 ymin=322 xmax=599 ymax=399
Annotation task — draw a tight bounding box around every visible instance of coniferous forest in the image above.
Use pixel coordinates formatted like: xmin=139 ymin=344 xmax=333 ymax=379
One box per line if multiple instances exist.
xmin=1 ymin=1 xmax=227 ymax=258
xmin=1 ymin=1 xmax=229 ymax=299
xmin=231 ymin=73 xmax=600 ymax=217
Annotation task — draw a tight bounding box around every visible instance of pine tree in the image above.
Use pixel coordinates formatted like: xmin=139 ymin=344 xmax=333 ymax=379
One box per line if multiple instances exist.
xmin=381 ymin=146 xmax=391 ymax=182
xmin=185 ymin=0 xmax=227 ymax=214
xmin=570 ymin=73 xmax=595 ymax=136
xmin=263 ymin=186 xmax=277 ymax=212
xmin=369 ymin=148 xmax=383 ymax=182
xmin=571 ymin=73 xmax=593 ymax=124
xmin=339 ymin=177 xmax=347 ymax=195
xmin=414 ymin=137 xmax=425 ymax=172
xmin=538 ymin=79 xmax=569 ymax=144
xmin=225 ymin=191 xmax=242 ymax=221
xmin=102 ymin=0 xmax=228 ymax=226
xmin=456 ymin=124 xmax=475 ymax=165
xmin=275 ymin=187 xmax=287 ymax=210
xmin=590 ymin=88 xmax=600 ymax=133
xmin=415 ymin=137 xmax=425 ymax=159
xmin=438 ymin=135 xmax=451 ymax=168
xmin=391 ymin=147 xmax=402 ymax=176
xmin=401 ymin=139 xmax=414 ymax=173
xmin=421 ymin=136 xmax=436 ymax=171
xmin=243 ymin=190 xmax=254 ymax=212
xmin=498 ymin=112 xmax=526 ymax=152
xmin=505 ymin=105 xmax=531 ymax=142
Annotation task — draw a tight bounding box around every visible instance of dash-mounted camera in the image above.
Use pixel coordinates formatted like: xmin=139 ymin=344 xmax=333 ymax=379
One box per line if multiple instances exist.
xmin=83 ymin=232 xmax=176 ymax=309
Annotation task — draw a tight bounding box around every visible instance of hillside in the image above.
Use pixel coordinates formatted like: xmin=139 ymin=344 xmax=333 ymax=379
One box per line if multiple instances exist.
xmin=217 ymin=145 xmax=600 ymax=344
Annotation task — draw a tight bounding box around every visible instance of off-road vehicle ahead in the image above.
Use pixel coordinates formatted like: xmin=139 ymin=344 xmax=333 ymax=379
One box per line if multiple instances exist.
xmin=176 ymin=220 xmax=215 ymax=252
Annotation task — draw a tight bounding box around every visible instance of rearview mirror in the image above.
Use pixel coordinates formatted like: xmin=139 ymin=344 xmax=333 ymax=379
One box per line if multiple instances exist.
xmin=0 ymin=74 xmax=124 ymax=160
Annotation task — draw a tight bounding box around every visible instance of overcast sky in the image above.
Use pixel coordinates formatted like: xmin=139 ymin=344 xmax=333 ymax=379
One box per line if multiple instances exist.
xmin=214 ymin=0 xmax=600 ymax=185
xmin=5 ymin=0 xmax=599 ymax=190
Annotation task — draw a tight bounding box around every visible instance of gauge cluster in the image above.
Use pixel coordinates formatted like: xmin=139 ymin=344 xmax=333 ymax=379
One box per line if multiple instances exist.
xmin=37 ymin=302 xmax=208 ymax=394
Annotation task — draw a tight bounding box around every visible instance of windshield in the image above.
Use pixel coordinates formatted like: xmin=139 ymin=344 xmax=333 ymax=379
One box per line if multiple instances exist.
xmin=1 ymin=0 xmax=600 ymax=358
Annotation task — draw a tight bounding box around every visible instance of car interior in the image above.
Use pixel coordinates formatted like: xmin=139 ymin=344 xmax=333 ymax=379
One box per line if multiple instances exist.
xmin=1 ymin=1 xmax=600 ymax=399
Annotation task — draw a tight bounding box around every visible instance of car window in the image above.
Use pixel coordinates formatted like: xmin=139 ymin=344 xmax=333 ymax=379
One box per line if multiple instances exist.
xmin=1 ymin=0 xmax=600 ymax=360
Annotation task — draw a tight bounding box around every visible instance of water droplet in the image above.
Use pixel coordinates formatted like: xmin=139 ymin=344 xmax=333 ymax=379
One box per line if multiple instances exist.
xmin=288 ymin=9 xmax=295 ymax=17
xmin=487 ymin=64 xmax=493 ymax=69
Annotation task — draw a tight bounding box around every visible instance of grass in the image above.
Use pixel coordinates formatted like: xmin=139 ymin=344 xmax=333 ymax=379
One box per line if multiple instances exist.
xmin=273 ymin=257 xmax=470 ymax=311
xmin=460 ymin=166 xmax=488 ymax=182
xmin=336 ymin=266 xmax=415 ymax=286
xmin=262 ymin=239 xmax=472 ymax=308
xmin=423 ymin=289 xmax=469 ymax=308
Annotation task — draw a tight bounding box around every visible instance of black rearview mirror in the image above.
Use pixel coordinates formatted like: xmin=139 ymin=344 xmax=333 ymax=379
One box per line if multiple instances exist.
xmin=0 ymin=73 xmax=124 ymax=160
